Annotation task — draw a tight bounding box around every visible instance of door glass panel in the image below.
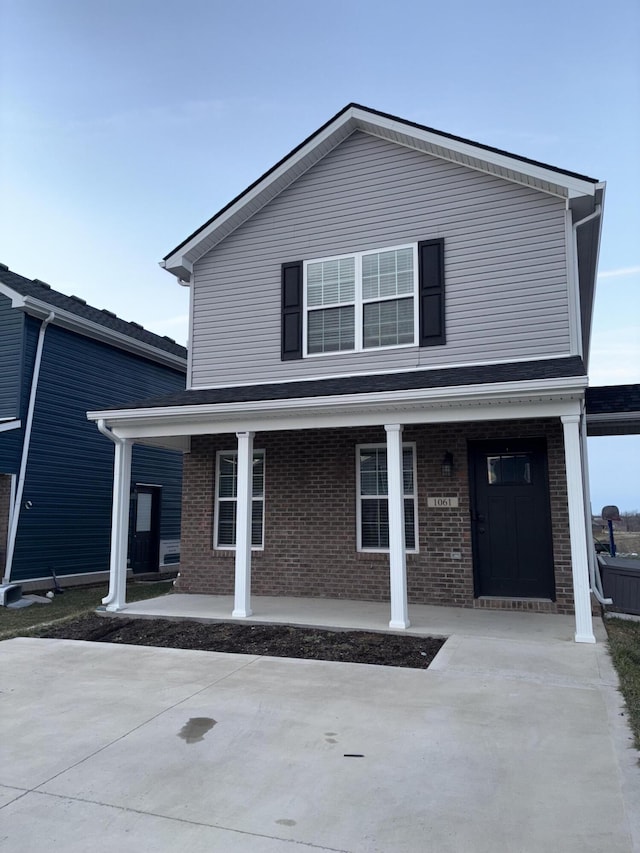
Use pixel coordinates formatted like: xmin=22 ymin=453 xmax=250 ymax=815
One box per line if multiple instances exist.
xmin=136 ymin=492 xmax=153 ymax=532
xmin=487 ymin=454 xmax=532 ymax=485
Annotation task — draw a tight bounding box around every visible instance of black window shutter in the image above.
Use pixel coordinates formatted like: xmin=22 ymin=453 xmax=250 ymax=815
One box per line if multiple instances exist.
xmin=281 ymin=261 xmax=303 ymax=360
xmin=418 ymin=238 xmax=445 ymax=347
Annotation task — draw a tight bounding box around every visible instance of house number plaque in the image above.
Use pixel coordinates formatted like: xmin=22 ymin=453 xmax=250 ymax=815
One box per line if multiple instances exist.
xmin=427 ymin=497 xmax=459 ymax=508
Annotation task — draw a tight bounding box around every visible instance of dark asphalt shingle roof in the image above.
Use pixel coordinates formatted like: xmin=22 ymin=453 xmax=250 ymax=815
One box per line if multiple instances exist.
xmin=114 ymin=356 xmax=587 ymax=411
xmin=0 ymin=264 xmax=187 ymax=360
xmin=586 ymin=385 xmax=640 ymax=415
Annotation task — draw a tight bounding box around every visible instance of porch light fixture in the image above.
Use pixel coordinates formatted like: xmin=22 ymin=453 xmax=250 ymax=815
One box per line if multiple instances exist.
xmin=441 ymin=451 xmax=454 ymax=478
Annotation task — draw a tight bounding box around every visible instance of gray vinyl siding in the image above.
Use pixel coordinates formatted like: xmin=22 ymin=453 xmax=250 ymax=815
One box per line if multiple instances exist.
xmin=0 ymin=295 xmax=24 ymax=418
xmin=191 ymin=131 xmax=571 ymax=387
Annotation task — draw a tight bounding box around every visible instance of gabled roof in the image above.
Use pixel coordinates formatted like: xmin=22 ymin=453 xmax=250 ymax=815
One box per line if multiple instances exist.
xmin=162 ymin=103 xmax=602 ymax=281
xmin=0 ymin=264 xmax=187 ymax=371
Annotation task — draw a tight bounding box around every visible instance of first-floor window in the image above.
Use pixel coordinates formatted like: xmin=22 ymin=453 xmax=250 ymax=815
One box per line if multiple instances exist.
xmin=357 ymin=444 xmax=417 ymax=552
xmin=215 ymin=450 xmax=265 ymax=548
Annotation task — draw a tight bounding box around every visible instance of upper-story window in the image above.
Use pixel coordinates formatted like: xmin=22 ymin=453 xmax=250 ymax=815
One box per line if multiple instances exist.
xmin=280 ymin=239 xmax=444 ymax=362
xmin=304 ymin=244 xmax=418 ymax=356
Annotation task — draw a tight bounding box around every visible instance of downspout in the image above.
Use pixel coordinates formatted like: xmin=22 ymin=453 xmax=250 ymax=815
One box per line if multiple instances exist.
xmin=572 ymin=205 xmax=602 ymax=232
xmin=3 ymin=311 xmax=55 ymax=584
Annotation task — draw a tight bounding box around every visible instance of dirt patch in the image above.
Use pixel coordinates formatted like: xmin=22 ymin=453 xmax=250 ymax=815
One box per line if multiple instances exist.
xmin=34 ymin=614 xmax=446 ymax=669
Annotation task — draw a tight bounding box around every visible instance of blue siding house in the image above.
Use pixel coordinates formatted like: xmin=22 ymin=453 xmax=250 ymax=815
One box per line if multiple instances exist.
xmin=0 ymin=264 xmax=187 ymax=586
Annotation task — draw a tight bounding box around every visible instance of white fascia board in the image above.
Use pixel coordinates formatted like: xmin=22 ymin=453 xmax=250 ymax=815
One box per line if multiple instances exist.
xmin=162 ymin=106 xmax=597 ymax=275
xmin=0 ymin=419 xmax=21 ymax=433
xmin=9 ymin=292 xmax=187 ymax=372
xmin=88 ymin=376 xmax=586 ymax=439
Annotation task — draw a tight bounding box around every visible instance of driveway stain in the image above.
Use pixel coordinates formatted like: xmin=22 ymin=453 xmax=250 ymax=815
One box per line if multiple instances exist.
xmin=276 ymin=819 xmax=297 ymax=826
xmin=178 ymin=717 xmax=216 ymax=743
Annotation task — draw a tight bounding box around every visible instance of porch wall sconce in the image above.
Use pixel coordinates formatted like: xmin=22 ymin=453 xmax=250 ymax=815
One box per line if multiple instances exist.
xmin=441 ymin=451 xmax=454 ymax=478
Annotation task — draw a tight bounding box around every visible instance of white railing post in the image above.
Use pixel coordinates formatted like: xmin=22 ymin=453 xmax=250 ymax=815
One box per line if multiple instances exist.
xmin=385 ymin=424 xmax=409 ymax=629
xmin=232 ymin=431 xmax=254 ymax=618
xmin=103 ymin=438 xmax=132 ymax=612
xmin=561 ymin=414 xmax=595 ymax=643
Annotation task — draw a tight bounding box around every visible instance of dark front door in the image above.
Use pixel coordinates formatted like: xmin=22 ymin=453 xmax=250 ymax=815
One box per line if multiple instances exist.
xmin=469 ymin=439 xmax=555 ymax=599
xmin=129 ymin=486 xmax=161 ymax=574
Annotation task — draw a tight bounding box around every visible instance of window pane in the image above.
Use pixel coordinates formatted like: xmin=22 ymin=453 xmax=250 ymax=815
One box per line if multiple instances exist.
xmin=217 ymin=501 xmax=236 ymax=546
xmin=487 ymin=454 xmax=532 ymax=485
xmin=251 ymin=500 xmax=263 ymax=546
xmin=402 ymin=448 xmax=414 ymax=494
xmin=218 ymin=455 xmax=237 ymax=497
xmin=308 ymin=306 xmax=354 ymax=353
xmin=363 ymin=298 xmax=414 ymax=348
xmin=362 ymin=248 xmax=414 ymax=300
xmin=135 ymin=492 xmax=152 ymax=533
xmin=360 ymin=448 xmax=388 ymax=496
xmin=252 ymin=454 xmax=264 ymax=497
xmin=307 ymin=257 xmax=355 ymax=307
xmin=361 ymin=499 xmax=389 ymax=548
xmin=404 ymin=498 xmax=415 ymax=549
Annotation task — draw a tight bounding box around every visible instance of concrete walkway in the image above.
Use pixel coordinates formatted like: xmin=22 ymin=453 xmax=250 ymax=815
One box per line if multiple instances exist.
xmin=1 ymin=616 xmax=638 ymax=851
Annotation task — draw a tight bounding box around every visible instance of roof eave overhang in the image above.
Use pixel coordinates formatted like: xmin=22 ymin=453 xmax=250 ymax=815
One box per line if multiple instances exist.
xmin=0 ymin=285 xmax=187 ymax=371
xmin=161 ymin=105 xmax=599 ymax=278
xmin=88 ymin=375 xmax=587 ymax=440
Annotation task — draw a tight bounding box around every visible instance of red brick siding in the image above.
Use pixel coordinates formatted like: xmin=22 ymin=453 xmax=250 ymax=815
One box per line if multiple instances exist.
xmin=178 ymin=419 xmax=575 ymax=614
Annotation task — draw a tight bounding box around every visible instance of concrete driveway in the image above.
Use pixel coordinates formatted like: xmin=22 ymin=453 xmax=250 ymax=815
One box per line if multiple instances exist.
xmin=0 ymin=633 xmax=638 ymax=852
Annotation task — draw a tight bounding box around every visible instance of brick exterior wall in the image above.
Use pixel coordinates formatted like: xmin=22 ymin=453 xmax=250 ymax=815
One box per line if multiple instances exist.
xmin=0 ymin=474 xmax=11 ymax=573
xmin=177 ymin=418 xmax=576 ymax=614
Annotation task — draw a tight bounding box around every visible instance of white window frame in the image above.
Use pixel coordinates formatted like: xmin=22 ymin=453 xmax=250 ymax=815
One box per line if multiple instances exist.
xmin=355 ymin=442 xmax=419 ymax=554
xmin=214 ymin=449 xmax=265 ymax=550
xmin=303 ymin=243 xmax=419 ymax=357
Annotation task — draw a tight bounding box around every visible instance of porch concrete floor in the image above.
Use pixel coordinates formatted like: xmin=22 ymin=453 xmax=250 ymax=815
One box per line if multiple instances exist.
xmin=108 ymin=592 xmax=608 ymax=644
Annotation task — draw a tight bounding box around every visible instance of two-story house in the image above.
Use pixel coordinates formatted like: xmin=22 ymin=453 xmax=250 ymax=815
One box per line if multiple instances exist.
xmin=89 ymin=104 xmax=605 ymax=642
xmin=0 ymin=267 xmax=186 ymax=588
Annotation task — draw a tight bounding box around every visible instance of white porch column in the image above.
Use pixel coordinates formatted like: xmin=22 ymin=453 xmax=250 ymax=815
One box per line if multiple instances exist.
xmin=232 ymin=431 xmax=254 ymax=618
xmin=561 ymin=414 xmax=595 ymax=643
xmin=385 ymin=424 xmax=410 ymax=629
xmin=102 ymin=438 xmax=132 ymax=612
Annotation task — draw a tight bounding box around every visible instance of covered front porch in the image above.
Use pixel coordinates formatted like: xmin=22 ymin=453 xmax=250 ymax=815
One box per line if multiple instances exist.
xmin=88 ymin=362 xmax=598 ymax=644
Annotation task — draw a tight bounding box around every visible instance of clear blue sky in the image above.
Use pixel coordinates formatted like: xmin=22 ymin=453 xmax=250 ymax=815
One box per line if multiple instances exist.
xmin=1 ymin=0 xmax=639 ymax=510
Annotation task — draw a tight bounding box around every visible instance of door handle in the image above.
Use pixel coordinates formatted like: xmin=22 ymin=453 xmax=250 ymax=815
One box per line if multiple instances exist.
xmin=478 ymin=527 xmax=485 ymax=534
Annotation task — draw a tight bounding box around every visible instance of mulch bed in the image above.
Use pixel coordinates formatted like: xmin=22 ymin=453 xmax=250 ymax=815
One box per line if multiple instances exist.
xmin=35 ymin=613 xmax=446 ymax=669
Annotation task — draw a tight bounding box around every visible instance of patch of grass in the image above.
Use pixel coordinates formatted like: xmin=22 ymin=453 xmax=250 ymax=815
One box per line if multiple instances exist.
xmin=0 ymin=580 xmax=173 ymax=641
xmin=606 ymin=617 xmax=640 ymax=750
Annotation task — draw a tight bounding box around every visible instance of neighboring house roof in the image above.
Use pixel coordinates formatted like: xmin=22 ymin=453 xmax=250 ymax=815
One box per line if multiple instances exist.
xmin=586 ymin=384 xmax=640 ymax=436
xmin=112 ymin=356 xmax=587 ymax=411
xmin=162 ymin=102 xmax=603 ymax=281
xmin=0 ymin=264 xmax=187 ymax=370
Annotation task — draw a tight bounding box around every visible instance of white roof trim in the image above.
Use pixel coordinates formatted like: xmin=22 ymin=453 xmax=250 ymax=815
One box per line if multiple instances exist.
xmin=0 ymin=419 xmax=21 ymax=433
xmin=162 ymin=105 xmax=598 ymax=277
